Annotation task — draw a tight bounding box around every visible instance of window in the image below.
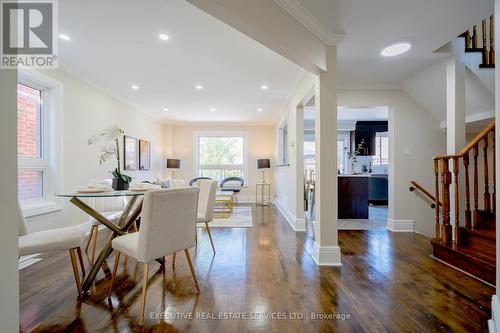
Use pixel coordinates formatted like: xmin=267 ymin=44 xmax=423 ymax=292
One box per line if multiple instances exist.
xmin=195 ymin=133 xmax=247 ymax=182
xmin=337 ymin=133 xmax=350 ymax=173
xmin=373 ymin=132 xmax=388 ymax=165
xmin=278 ymin=122 xmax=289 ymax=165
xmin=18 ymin=71 xmax=61 ymax=216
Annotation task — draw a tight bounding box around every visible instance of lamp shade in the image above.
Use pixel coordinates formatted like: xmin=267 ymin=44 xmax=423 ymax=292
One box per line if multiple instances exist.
xmin=257 ymin=159 xmax=271 ymax=169
xmin=166 ymin=158 xmax=180 ymax=169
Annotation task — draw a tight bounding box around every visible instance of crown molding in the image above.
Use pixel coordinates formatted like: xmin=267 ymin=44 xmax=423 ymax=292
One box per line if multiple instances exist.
xmin=274 ymin=0 xmax=345 ymax=45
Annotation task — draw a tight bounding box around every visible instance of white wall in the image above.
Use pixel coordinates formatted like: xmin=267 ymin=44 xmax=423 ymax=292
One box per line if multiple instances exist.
xmin=26 ymin=70 xmax=166 ymax=232
xmin=170 ymin=124 xmax=276 ymax=201
xmin=275 ymin=73 xmax=316 ymax=230
xmin=0 ymin=69 xmax=20 ymax=332
xmin=338 ymin=89 xmax=446 ymax=236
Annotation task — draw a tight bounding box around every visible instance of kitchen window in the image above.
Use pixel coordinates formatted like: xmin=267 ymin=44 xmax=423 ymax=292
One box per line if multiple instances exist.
xmin=18 ymin=71 xmax=62 ymax=216
xmin=195 ymin=132 xmax=247 ymax=182
xmin=373 ymin=132 xmax=388 ymax=165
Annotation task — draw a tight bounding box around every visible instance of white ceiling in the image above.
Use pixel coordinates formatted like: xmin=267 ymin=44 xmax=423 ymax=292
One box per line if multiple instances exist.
xmin=58 ymin=0 xmax=305 ymax=125
xmin=291 ymin=0 xmax=494 ymax=88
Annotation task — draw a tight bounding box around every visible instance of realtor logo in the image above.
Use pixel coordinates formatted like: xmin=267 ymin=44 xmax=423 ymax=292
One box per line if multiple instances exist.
xmin=1 ymin=0 xmax=58 ymax=68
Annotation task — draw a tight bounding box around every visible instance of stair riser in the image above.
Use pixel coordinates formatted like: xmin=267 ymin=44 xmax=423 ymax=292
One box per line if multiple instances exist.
xmin=431 ymin=241 xmax=495 ymax=285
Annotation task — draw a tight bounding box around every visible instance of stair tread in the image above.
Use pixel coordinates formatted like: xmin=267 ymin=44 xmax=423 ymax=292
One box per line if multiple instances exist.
xmin=455 ymin=245 xmax=496 ymax=265
xmin=465 ymin=47 xmax=485 ymax=53
xmin=462 ymin=227 xmax=496 ymax=240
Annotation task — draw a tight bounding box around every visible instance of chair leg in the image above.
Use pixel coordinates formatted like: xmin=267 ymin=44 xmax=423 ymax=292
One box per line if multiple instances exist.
xmin=76 ymin=247 xmax=86 ymax=276
xmin=172 ymin=252 xmax=176 ymax=269
xmin=205 ymin=222 xmax=216 ymax=255
xmin=184 ymin=249 xmax=200 ymax=293
xmin=108 ymin=252 xmax=121 ymax=298
xmin=88 ymin=225 xmax=99 ymax=265
xmin=139 ymin=262 xmax=149 ymax=326
xmin=85 ymin=225 xmax=98 ymax=252
xmin=69 ymin=248 xmax=83 ymax=297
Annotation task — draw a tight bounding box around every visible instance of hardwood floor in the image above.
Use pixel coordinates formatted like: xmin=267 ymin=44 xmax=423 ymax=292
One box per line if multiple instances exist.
xmin=20 ymin=205 xmax=494 ymax=332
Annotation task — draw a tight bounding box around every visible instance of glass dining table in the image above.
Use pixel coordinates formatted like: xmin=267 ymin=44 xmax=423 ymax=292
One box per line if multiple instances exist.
xmin=57 ymin=190 xmax=150 ymax=295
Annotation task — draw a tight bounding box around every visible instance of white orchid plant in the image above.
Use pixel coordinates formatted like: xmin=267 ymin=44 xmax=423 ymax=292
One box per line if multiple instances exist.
xmin=88 ymin=126 xmax=132 ymax=183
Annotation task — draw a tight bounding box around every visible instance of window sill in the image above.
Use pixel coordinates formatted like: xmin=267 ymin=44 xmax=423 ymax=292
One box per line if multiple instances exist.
xmin=21 ymin=199 xmax=62 ymax=218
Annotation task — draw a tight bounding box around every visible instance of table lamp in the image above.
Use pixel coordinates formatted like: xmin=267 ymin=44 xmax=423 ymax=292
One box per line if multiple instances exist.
xmin=167 ymin=158 xmax=180 ymax=179
xmin=257 ymin=159 xmax=271 ymax=183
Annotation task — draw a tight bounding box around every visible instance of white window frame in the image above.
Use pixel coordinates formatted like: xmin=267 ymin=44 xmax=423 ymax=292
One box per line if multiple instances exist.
xmin=194 ymin=131 xmax=248 ymax=182
xmin=337 ymin=132 xmax=350 ymax=173
xmin=18 ymin=70 xmax=62 ymax=217
xmin=374 ymin=131 xmax=389 ymax=166
xmin=278 ymin=121 xmax=289 ymax=166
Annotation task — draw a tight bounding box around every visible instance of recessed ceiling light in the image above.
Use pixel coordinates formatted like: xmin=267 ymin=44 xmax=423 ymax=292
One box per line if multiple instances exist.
xmin=381 ymin=42 xmax=411 ymax=57
xmin=196 ymin=85 xmax=204 ymax=90
xmin=210 ymin=108 xmax=216 ymax=112
xmin=58 ymin=33 xmax=71 ymax=41
xmin=257 ymin=108 xmax=263 ymax=112
xmin=131 ymin=84 xmax=139 ymax=90
xmin=261 ymin=85 xmax=268 ymax=90
xmin=163 ymin=107 xmax=169 ymax=111
xmin=158 ymin=33 xmax=169 ymax=41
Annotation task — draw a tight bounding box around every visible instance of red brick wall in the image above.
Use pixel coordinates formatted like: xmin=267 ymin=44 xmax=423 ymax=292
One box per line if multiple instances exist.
xmin=17 ymin=83 xmax=43 ymax=200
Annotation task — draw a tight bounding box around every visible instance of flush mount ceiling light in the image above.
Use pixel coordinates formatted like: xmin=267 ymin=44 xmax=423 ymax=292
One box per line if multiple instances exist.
xmin=195 ymin=85 xmax=204 ymax=90
xmin=158 ymin=33 xmax=169 ymax=41
xmin=210 ymin=108 xmax=216 ymax=112
xmin=257 ymin=108 xmax=263 ymax=112
xmin=261 ymin=85 xmax=268 ymax=90
xmin=381 ymin=42 xmax=411 ymax=57
xmin=58 ymin=33 xmax=71 ymax=41
xmin=163 ymin=107 xmax=169 ymax=111
xmin=131 ymin=84 xmax=139 ymax=90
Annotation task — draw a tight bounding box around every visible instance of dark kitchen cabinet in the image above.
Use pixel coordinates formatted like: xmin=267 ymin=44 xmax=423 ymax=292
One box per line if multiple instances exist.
xmin=354 ymin=121 xmax=388 ymax=156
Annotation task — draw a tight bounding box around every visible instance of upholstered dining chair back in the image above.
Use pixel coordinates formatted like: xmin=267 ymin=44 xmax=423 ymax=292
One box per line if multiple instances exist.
xmin=18 ymin=205 xmax=29 ymax=236
xmin=196 ymin=180 xmax=217 ymax=222
xmin=137 ymin=188 xmax=198 ymax=262
xmin=92 ymin=197 xmax=127 ymax=213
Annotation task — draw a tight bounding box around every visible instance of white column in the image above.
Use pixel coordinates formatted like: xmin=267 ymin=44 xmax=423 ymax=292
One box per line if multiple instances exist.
xmin=0 ymin=69 xmax=20 ymax=331
xmin=446 ymin=51 xmax=466 ymax=241
xmin=446 ymin=53 xmax=466 ymax=154
xmin=490 ymin=1 xmax=500 ymax=332
xmin=295 ymin=106 xmax=305 ymax=230
xmin=311 ymin=45 xmax=341 ymax=265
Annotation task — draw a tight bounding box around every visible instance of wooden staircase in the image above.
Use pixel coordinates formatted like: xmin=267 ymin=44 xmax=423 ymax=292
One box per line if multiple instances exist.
xmin=412 ymin=122 xmax=496 ymax=285
xmin=459 ymin=15 xmax=495 ymax=69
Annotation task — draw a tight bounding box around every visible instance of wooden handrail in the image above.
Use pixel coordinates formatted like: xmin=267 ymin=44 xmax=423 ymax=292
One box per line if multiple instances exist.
xmin=433 ymin=121 xmax=495 ymax=160
xmin=409 ymin=181 xmax=442 ymax=209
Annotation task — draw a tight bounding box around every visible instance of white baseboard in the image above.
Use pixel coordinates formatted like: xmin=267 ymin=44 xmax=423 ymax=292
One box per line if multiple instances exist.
xmin=489 ymin=295 xmax=500 ymax=333
xmin=307 ymin=241 xmax=342 ymax=266
xmin=386 ymin=218 xmax=414 ymax=232
xmin=273 ymin=200 xmax=306 ymax=232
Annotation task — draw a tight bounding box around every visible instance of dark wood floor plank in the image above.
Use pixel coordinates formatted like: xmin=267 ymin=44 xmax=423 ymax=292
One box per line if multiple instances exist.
xmin=20 ymin=205 xmax=494 ymax=332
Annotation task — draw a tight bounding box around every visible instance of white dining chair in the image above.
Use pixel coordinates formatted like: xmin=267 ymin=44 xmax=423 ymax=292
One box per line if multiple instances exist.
xmin=18 ymin=206 xmax=86 ymax=297
xmin=85 ymin=197 xmax=127 ymax=264
xmin=172 ymin=179 xmax=217 ymax=268
xmin=108 ymin=188 xmax=200 ymax=325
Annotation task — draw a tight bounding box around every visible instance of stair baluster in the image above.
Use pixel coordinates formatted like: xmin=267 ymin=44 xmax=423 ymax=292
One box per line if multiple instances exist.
xmin=434 ymin=159 xmax=440 ymax=239
xmin=441 ymin=158 xmax=452 ymax=243
xmin=490 ymin=15 xmax=495 ymax=65
xmin=473 ymin=145 xmax=479 ymax=227
xmin=483 ymin=136 xmax=490 ymax=212
xmin=463 ymin=153 xmax=472 ymax=229
xmin=472 ymin=25 xmax=478 ymax=48
xmin=482 ymin=19 xmax=489 ymax=65
xmin=453 ymin=158 xmax=460 ymax=243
